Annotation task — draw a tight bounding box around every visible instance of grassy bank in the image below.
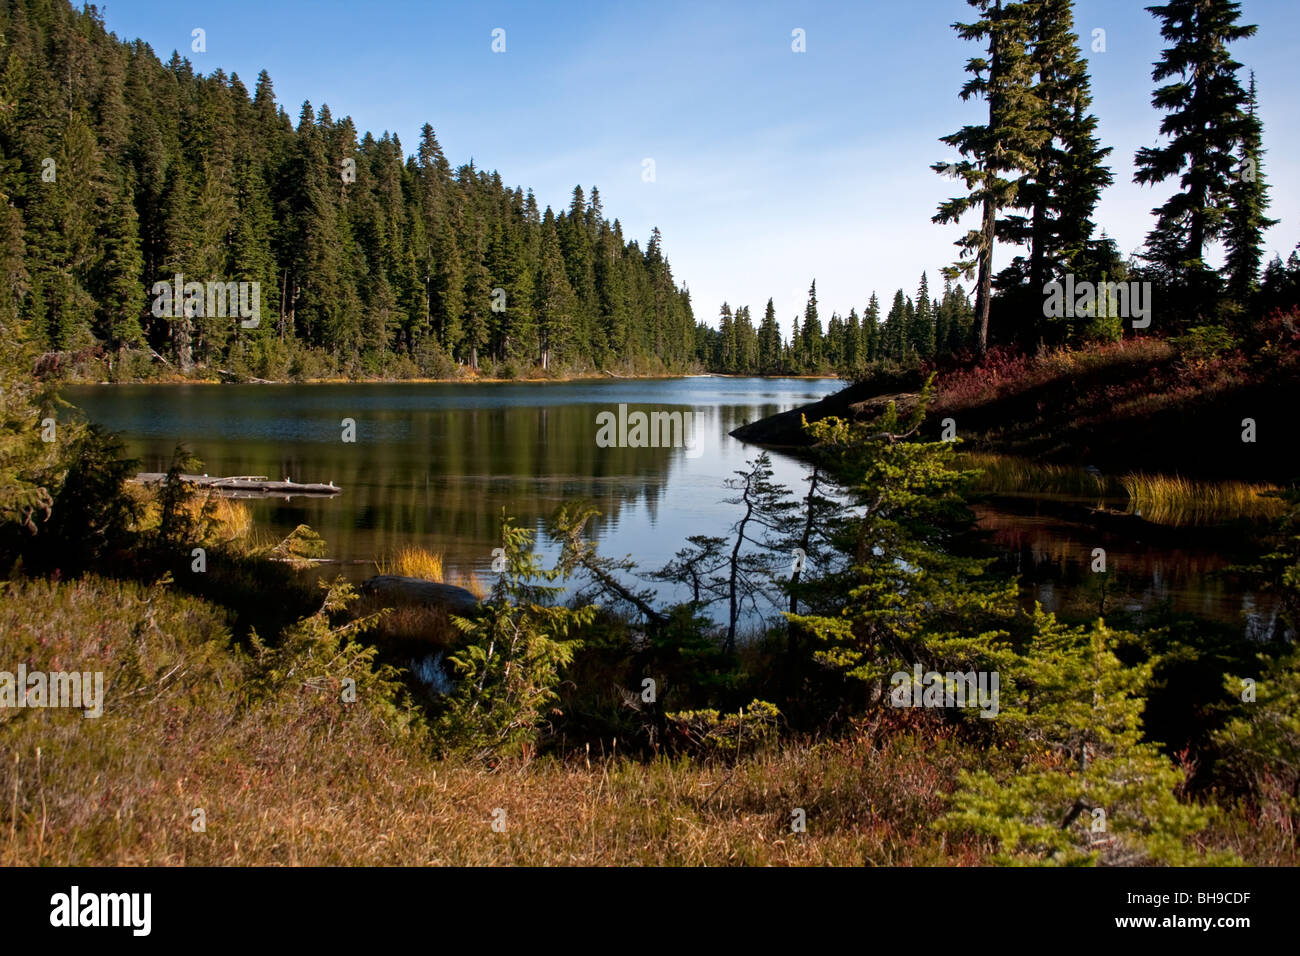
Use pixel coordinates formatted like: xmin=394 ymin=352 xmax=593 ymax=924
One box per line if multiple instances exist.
xmin=737 ymin=315 xmax=1300 ymax=482
xmin=2 ymin=574 xmax=1289 ymax=866
xmin=956 ymin=452 xmax=1287 ymax=526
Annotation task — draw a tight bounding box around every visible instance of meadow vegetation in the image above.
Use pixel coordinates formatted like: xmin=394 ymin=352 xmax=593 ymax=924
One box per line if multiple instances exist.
xmin=4 ymin=332 xmax=1298 ymax=866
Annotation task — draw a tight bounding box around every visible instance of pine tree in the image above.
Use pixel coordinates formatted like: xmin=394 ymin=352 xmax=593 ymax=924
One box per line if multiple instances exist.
xmin=757 ymin=298 xmax=781 ymax=374
xmin=824 ymin=312 xmax=843 ymax=369
xmin=909 ymin=271 xmax=935 ymax=359
xmin=1134 ymin=0 xmax=1257 ymax=319
xmin=788 ymin=383 xmax=1020 ymax=708
xmin=92 ymin=178 xmax=145 ymax=349
xmin=717 ymin=303 xmax=735 ymax=372
xmin=734 ymin=304 xmax=757 ymax=373
xmin=945 ymin=609 xmax=1223 ymax=865
xmin=0 ymin=0 xmax=700 ymax=379
xmin=863 ymin=292 xmax=881 ymax=361
xmin=1010 ymin=0 xmax=1113 ymax=347
xmin=935 ymin=0 xmax=1043 ymax=355
xmin=883 ymin=289 xmax=907 ymax=361
xmin=535 ymin=214 xmax=576 ymax=370
xmin=843 ymin=309 xmax=860 ymax=373
xmin=800 ymin=280 xmax=823 ymax=370
xmin=1223 ymin=72 xmax=1277 ymax=303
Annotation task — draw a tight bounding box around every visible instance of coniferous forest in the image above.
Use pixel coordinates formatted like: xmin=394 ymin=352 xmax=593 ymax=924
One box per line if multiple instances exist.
xmin=0 ymin=0 xmax=698 ymax=379
xmin=4 ymin=0 xmax=1296 ymax=383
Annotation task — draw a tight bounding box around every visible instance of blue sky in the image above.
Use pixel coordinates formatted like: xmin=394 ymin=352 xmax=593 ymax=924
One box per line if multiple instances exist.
xmin=101 ymin=0 xmax=1298 ymax=336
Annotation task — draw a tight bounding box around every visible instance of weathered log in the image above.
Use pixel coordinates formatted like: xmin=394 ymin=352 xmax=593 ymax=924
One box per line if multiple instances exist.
xmin=131 ymin=473 xmax=340 ymax=498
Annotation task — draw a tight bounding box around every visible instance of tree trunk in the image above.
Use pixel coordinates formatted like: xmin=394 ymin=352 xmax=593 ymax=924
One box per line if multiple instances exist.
xmin=726 ymin=483 xmax=754 ymax=654
xmin=975 ymin=193 xmax=994 ymax=356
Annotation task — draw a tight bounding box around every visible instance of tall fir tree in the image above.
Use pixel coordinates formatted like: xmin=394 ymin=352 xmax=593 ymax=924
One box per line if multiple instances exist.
xmin=1134 ymin=0 xmax=1257 ymax=321
xmin=935 ymin=0 xmax=1043 ymax=354
xmin=1223 ymin=72 xmax=1276 ymax=304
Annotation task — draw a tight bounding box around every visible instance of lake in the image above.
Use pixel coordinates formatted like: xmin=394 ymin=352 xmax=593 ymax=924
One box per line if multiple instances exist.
xmin=62 ymin=376 xmax=841 ymax=583
xmin=62 ymin=376 xmax=1279 ymax=636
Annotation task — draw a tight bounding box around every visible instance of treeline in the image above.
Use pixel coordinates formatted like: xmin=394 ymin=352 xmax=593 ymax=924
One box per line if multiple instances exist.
xmin=706 ymin=0 xmax=1291 ymax=376
xmin=696 ymin=276 xmax=977 ymax=376
xmin=0 ymin=0 xmax=696 ymax=380
xmin=933 ymin=0 xmax=1280 ymax=352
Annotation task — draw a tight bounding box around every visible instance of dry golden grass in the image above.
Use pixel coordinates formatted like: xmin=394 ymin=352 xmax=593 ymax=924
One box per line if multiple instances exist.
xmin=375 ymin=545 xmax=444 ymax=582
xmin=201 ymin=494 xmax=253 ymax=542
xmin=3 ymin=576 xmax=1289 ymax=867
xmin=1122 ymin=473 xmax=1286 ymax=526
xmin=956 ymin=452 xmax=1121 ymax=499
xmin=0 ymin=576 xmax=973 ymax=866
xmin=128 ymin=488 xmax=253 ymax=545
xmin=449 ymin=570 xmax=486 ymax=600
xmin=372 ymin=545 xmax=486 ymax=600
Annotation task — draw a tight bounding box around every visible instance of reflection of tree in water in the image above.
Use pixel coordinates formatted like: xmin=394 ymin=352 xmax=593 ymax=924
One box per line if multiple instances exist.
xmin=70 ymin=381 xmax=844 ymax=581
xmin=150 ymin=402 xmax=727 ymax=570
xmin=974 ymin=504 xmax=1278 ymax=631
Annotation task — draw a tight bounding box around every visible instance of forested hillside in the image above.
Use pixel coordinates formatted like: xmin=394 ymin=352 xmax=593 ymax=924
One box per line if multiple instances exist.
xmin=0 ymin=0 xmax=698 ymax=380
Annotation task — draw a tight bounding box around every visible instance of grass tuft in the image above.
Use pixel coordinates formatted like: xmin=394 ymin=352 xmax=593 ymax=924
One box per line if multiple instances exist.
xmin=375 ymin=545 xmax=445 ymax=581
xmin=1121 ymin=473 xmax=1286 ymax=526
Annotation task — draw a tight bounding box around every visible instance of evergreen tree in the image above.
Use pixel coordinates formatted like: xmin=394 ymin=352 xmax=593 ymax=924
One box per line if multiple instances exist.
xmin=788 ymin=383 xmax=1020 ymax=707
xmin=843 ymin=308 xmax=860 ymax=373
xmin=535 ymin=214 xmax=576 ymax=370
xmin=934 ymin=0 xmax=1043 ymax=354
xmin=717 ymin=303 xmax=735 ymax=372
xmin=909 ymin=271 xmax=935 ymax=359
xmin=734 ymin=304 xmax=757 ymax=373
xmin=1134 ymin=0 xmax=1257 ymax=320
xmin=1010 ymin=0 xmax=1113 ymax=347
xmin=1223 ymin=72 xmax=1277 ymax=303
xmin=946 ymin=610 xmax=1222 ymax=865
xmin=883 ymin=289 xmax=907 ymax=361
xmin=825 ymin=311 xmax=845 ymax=369
xmin=863 ymin=292 xmax=881 ymax=361
xmin=800 ymin=280 xmax=823 ymax=370
xmin=757 ymin=298 xmax=781 ymax=374
xmin=0 ymin=2 xmax=699 ymax=379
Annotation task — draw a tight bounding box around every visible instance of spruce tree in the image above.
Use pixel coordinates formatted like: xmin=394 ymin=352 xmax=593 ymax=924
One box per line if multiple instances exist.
xmin=1011 ymin=0 xmax=1113 ymax=347
xmin=1223 ymin=72 xmax=1276 ymax=303
xmin=788 ymin=384 xmax=1020 ymax=709
xmin=909 ymin=271 xmax=935 ymax=359
xmin=863 ymin=292 xmax=881 ymax=361
xmin=800 ymin=280 xmax=823 ymax=370
xmin=946 ymin=610 xmax=1224 ymax=865
xmin=757 ymin=298 xmax=781 ymax=374
xmin=934 ymin=0 xmax=1043 ymax=354
xmin=1134 ymin=0 xmax=1257 ymax=320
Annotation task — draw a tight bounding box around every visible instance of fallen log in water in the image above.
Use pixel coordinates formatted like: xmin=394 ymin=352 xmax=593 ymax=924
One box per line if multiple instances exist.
xmin=131 ymin=473 xmax=341 ymax=498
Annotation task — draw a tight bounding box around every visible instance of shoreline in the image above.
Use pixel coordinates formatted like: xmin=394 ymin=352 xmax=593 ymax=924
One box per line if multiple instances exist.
xmin=61 ymin=371 xmax=846 ymax=387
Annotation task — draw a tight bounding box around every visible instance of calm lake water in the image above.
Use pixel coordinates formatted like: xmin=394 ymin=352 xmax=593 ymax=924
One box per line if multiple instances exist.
xmin=62 ymin=376 xmax=842 ymax=583
xmin=62 ymin=376 xmax=1279 ymax=636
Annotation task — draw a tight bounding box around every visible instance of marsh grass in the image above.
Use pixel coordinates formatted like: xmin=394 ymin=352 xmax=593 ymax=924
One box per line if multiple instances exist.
xmin=1122 ymin=473 xmax=1286 ymax=526
xmin=373 ymin=545 xmax=486 ymax=600
xmin=960 ymin=453 xmax=1285 ymax=527
xmin=375 ymin=545 xmax=445 ymax=581
xmin=957 ymin=453 xmax=1123 ymax=500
